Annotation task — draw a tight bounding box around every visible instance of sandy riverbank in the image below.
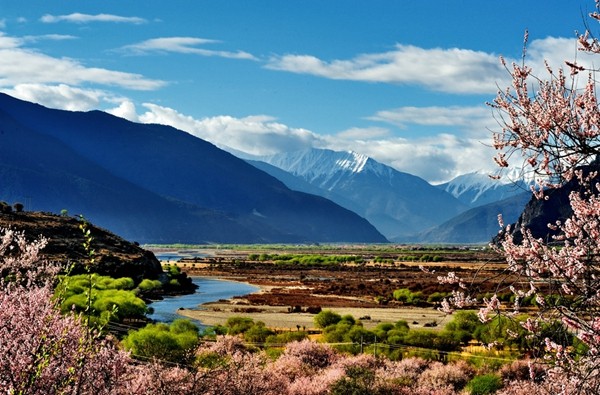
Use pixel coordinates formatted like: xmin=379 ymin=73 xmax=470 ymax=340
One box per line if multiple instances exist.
xmin=177 ymin=299 xmax=449 ymax=331
xmin=173 ymin=276 xmax=448 ymax=331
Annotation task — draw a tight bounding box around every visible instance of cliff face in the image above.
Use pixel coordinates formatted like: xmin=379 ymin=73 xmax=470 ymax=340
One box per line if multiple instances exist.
xmin=496 ymin=163 xmax=600 ymax=245
xmin=507 ymin=188 xmax=572 ymax=244
xmin=0 ymin=211 xmax=162 ymax=282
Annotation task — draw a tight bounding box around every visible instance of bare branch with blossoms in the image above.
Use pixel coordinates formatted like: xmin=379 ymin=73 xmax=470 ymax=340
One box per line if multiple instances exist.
xmin=489 ymin=29 xmax=600 ymax=196
xmin=444 ymin=3 xmax=600 ymax=393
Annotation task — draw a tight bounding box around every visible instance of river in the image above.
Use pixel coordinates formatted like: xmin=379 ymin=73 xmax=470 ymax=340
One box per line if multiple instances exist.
xmin=147 ymin=277 xmax=260 ymax=327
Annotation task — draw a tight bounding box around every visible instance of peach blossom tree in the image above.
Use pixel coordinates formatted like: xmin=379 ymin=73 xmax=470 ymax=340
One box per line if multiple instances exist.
xmin=438 ymin=3 xmax=600 ymax=393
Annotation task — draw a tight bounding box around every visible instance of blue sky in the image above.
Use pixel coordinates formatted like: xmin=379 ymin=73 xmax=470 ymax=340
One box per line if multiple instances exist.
xmin=0 ymin=1 xmax=596 ymax=183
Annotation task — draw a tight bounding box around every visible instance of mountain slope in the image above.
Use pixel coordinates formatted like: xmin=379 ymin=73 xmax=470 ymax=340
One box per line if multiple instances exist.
xmin=495 ymin=161 xmax=600 ymax=245
xmin=0 ymin=107 xmax=260 ymax=244
xmin=0 ymin=209 xmax=163 ymax=281
xmin=255 ymin=149 xmax=467 ymax=241
xmin=0 ymin=93 xmax=386 ymax=244
xmin=414 ymin=192 xmax=531 ymax=244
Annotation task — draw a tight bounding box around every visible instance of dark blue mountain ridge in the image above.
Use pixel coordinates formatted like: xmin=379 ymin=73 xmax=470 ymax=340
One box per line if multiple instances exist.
xmin=0 ymin=93 xmax=387 ymax=243
xmin=0 ymin=107 xmax=249 ymax=243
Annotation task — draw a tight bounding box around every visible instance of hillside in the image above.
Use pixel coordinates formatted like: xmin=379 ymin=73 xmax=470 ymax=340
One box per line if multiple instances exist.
xmin=496 ymin=162 xmax=600 ymax=245
xmin=0 ymin=93 xmax=386 ymax=244
xmin=413 ymin=192 xmax=531 ymax=244
xmin=0 ymin=210 xmax=162 ymax=281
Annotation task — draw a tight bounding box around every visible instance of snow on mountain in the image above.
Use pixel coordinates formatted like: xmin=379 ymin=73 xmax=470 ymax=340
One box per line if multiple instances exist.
xmin=254 ymin=148 xmax=467 ymax=241
xmin=258 ymin=149 xmax=391 ymax=189
xmin=437 ymin=171 xmax=530 ymax=208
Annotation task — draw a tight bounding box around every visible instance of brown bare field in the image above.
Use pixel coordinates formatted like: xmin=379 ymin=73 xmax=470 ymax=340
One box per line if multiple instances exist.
xmin=155 ymin=246 xmax=510 ymax=330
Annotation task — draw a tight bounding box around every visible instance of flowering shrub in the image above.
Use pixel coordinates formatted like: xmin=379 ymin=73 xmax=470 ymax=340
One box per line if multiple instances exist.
xmin=0 ymin=228 xmax=132 ymax=394
xmin=419 ymin=360 xmax=473 ymax=392
xmin=281 ymin=339 xmax=339 ymax=369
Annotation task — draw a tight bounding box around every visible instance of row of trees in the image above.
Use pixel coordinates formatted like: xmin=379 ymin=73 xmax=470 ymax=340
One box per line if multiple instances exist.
xmin=247 ymin=253 xmax=364 ymax=266
xmin=0 ymin=201 xmax=24 ymax=213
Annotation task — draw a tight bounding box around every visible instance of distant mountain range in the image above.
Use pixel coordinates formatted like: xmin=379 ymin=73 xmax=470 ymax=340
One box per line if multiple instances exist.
xmin=247 ymin=149 xmax=530 ymax=243
xmin=250 ymin=149 xmax=467 ymax=241
xmin=0 ymin=92 xmax=536 ymax=245
xmin=0 ymin=93 xmax=387 ymax=244
xmin=437 ymin=171 xmax=530 ymax=208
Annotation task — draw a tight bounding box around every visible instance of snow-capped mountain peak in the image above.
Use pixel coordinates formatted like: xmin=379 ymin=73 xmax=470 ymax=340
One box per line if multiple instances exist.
xmin=336 ymin=151 xmax=368 ymax=173
xmin=253 ymin=148 xmax=468 ymax=241
xmin=438 ymin=170 xmax=530 ymax=208
xmin=258 ymin=148 xmax=389 ymax=185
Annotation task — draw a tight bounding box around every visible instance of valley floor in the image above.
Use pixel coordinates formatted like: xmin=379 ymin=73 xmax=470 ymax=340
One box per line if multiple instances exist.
xmin=178 ymin=298 xmax=448 ymax=331
xmin=158 ymin=246 xmax=507 ymax=331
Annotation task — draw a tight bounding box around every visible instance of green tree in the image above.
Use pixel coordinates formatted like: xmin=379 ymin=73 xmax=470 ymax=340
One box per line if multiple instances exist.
xmin=243 ymin=321 xmax=274 ymax=343
xmin=314 ymin=309 xmax=342 ymax=329
xmin=137 ymin=278 xmax=162 ymax=291
xmin=225 ymin=316 xmax=255 ymax=335
xmin=444 ymin=311 xmax=481 ymax=344
xmin=466 ymin=374 xmax=503 ymax=395
xmin=122 ymin=319 xmax=199 ymax=364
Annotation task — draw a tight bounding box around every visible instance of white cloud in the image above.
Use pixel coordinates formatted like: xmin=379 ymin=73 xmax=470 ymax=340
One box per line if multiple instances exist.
xmin=137 ymin=103 xmax=321 ymax=155
xmin=2 ymin=84 xmax=126 ymax=111
xmin=0 ymin=33 xmax=22 ymax=49
xmin=369 ymin=105 xmax=494 ymax=138
xmin=107 ymin=101 xmax=497 ymax=183
xmin=121 ymin=37 xmax=257 ymax=60
xmin=0 ymin=33 xmax=165 ymax=91
xmin=40 ymin=13 xmax=147 ymax=24
xmin=106 ymin=100 xmax=139 ymax=122
xmin=265 ymin=37 xmax=588 ymax=95
xmin=266 ymin=44 xmax=506 ymax=94
xmin=335 ymin=127 xmax=390 ymax=140
xmin=527 ymin=37 xmax=582 ymax=68
xmin=22 ymin=34 xmax=77 ymax=43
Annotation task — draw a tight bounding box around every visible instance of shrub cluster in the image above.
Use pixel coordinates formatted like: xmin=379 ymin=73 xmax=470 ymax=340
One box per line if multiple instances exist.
xmin=122 ymin=319 xmax=199 ymax=364
xmin=161 ymin=263 xmax=195 ymax=292
xmin=58 ymin=274 xmax=148 ymax=326
xmin=220 ymin=316 xmax=309 ymax=346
